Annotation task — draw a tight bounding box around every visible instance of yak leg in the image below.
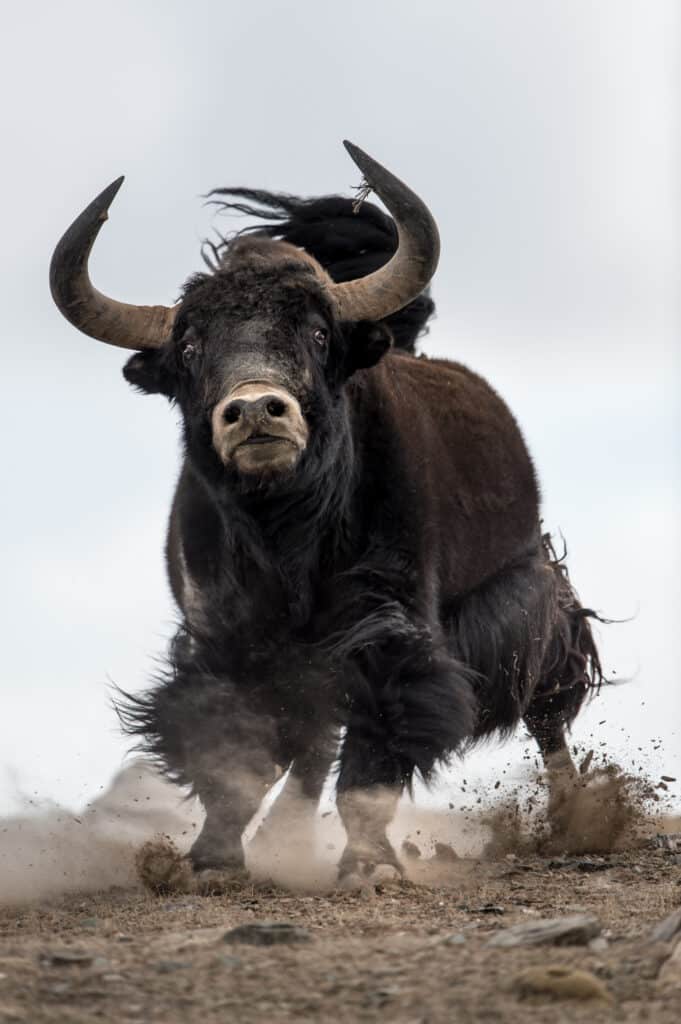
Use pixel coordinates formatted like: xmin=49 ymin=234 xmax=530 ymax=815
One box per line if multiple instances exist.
xmin=336 ymin=778 xmax=402 ymax=886
xmin=253 ymin=741 xmax=335 ymax=850
xmin=335 ymin=628 xmax=478 ymax=886
xmin=116 ymin=657 xmax=280 ymax=874
xmin=190 ymin=758 xmax=280 ymax=872
xmin=523 ymin=703 xmax=579 ymax=833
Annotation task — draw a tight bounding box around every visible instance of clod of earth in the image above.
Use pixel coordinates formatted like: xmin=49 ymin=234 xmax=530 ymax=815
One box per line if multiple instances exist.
xmin=222 ymin=923 xmax=312 ymax=946
xmin=512 ymin=966 xmax=613 ymax=1003
xmin=487 ymin=913 xmax=601 ymax=948
xmin=135 ymin=838 xmax=193 ymax=895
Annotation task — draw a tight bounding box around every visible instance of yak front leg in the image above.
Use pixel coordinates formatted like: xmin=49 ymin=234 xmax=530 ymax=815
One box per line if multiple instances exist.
xmin=116 ymin=658 xmax=280 ymax=876
xmin=334 ymin=621 xmax=478 ymax=887
xmin=190 ymin=759 xmax=280 ymax=871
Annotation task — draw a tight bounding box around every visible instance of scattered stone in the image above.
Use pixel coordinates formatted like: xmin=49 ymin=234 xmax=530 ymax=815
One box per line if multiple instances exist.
xmin=512 ymin=966 xmax=612 ymax=1003
xmin=210 ymin=954 xmax=242 ymax=968
xmin=575 ymin=858 xmax=610 ymax=873
xmin=223 ymin=922 xmax=311 ymax=946
xmin=40 ymin=950 xmax=94 ymax=967
xmin=649 ymin=907 xmax=681 ymax=943
xmin=442 ymin=933 xmax=466 ymax=946
xmin=487 ymin=914 xmax=601 ymax=948
xmin=588 ymin=937 xmax=609 ymax=953
xmin=155 ymin=960 xmax=191 ymax=974
xmin=548 ymin=857 xmax=610 ymax=872
xmin=654 ymin=833 xmax=681 ymax=853
xmin=658 ymin=939 xmax=681 ymax=991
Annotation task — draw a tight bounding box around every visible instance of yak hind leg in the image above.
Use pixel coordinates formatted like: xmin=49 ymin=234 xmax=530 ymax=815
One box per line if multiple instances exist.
xmin=523 ymin=549 xmax=604 ymax=837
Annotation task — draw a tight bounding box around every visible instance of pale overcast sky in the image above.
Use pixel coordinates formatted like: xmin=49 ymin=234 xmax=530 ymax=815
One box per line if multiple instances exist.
xmin=1 ymin=0 xmax=679 ymax=812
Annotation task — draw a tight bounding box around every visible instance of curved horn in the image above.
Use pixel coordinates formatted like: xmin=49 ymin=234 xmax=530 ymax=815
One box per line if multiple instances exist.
xmin=49 ymin=177 xmax=176 ymax=350
xmin=330 ymin=142 xmax=440 ymax=322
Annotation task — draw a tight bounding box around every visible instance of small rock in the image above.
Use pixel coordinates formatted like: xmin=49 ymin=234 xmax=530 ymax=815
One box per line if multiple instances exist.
xmin=223 ymin=922 xmax=311 ymax=946
xmin=487 ymin=914 xmax=601 ymax=948
xmin=575 ymin=859 xmax=610 ymax=873
xmin=401 ymin=840 xmax=421 ymax=860
xmin=588 ymin=937 xmax=609 ymax=953
xmin=210 ymin=954 xmax=242 ymax=968
xmin=649 ymin=907 xmax=681 ymax=943
xmin=653 ymin=833 xmax=681 ymax=853
xmin=658 ymin=938 xmax=681 ymax=991
xmin=512 ymin=966 xmax=612 ymax=1003
xmin=155 ymin=960 xmax=191 ymax=974
xmin=442 ymin=933 xmax=466 ymax=945
xmin=41 ymin=950 xmax=93 ymax=967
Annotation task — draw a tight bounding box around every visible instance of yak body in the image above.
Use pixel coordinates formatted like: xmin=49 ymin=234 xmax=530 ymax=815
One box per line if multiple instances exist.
xmin=114 ymin=191 xmax=601 ymax=880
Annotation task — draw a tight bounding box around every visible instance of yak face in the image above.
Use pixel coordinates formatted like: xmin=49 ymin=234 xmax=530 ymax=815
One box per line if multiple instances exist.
xmin=123 ymin=238 xmax=392 ymax=492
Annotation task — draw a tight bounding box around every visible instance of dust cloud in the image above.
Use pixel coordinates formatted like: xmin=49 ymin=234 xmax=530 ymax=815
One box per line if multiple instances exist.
xmin=0 ymin=754 xmax=674 ymax=905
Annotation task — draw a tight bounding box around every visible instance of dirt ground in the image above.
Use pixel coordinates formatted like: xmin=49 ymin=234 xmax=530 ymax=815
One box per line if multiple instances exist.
xmin=1 ymin=769 xmax=680 ymax=1024
xmin=1 ymin=841 xmax=680 ymax=1023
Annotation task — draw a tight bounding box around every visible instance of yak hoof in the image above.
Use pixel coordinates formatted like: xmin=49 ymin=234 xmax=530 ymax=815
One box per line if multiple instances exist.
xmin=338 ymin=862 xmax=402 ymax=891
xmin=337 ymin=846 xmax=403 ymax=890
xmin=188 ymin=834 xmax=245 ymax=874
xmin=192 ymin=865 xmax=250 ymax=895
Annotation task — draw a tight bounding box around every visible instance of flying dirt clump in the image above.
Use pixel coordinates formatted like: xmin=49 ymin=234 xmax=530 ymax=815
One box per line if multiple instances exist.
xmin=482 ymin=761 xmax=656 ymax=859
xmin=136 ymin=838 xmax=251 ymax=896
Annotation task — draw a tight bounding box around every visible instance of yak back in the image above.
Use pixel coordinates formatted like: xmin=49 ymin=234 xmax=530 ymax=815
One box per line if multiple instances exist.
xmin=205 ymin=189 xmax=435 ymax=353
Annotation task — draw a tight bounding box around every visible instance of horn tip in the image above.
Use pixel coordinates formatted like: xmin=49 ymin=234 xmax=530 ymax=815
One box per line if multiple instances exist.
xmin=342 ymin=141 xmax=380 ymax=183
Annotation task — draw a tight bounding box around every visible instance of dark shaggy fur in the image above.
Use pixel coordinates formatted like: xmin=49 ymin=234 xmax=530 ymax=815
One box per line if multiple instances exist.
xmin=115 ymin=196 xmax=603 ymax=876
xmin=204 ymin=190 xmax=435 ymax=352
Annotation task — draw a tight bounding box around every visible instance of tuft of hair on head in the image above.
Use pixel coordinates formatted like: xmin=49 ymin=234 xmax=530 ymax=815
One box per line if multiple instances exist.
xmin=203 ymin=189 xmax=436 ymax=353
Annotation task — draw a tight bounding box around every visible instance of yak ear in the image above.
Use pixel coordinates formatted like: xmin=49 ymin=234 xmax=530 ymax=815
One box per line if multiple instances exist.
xmin=123 ymin=349 xmax=175 ymax=397
xmin=343 ymin=321 xmax=393 ymax=376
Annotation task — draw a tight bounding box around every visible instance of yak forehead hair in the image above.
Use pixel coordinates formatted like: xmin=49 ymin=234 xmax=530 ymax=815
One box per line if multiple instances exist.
xmin=177 ymin=235 xmax=335 ymax=325
xmin=200 ymin=188 xmax=436 ymax=353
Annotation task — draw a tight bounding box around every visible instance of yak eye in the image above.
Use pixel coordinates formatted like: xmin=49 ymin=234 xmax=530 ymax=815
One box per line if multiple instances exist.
xmin=313 ymin=328 xmax=328 ymax=346
xmin=182 ymin=343 xmax=196 ymax=366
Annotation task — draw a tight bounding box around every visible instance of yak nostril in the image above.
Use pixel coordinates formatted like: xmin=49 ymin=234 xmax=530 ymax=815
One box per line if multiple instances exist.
xmin=266 ymin=398 xmax=286 ymax=418
xmin=223 ymin=402 xmax=241 ymax=424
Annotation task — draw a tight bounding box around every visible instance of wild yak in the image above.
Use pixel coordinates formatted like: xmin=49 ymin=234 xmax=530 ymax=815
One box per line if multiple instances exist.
xmin=50 ymin=142 xmax=602 ymax=886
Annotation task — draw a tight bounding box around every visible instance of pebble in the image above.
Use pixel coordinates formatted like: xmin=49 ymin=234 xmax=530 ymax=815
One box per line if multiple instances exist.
xmin=223 ymin=922 xmax=311 ymax=946
xmin=512 ymin=966 xmax=612 ymax=1003
xmin=487 ymin=914 xmax=601 ymax=948
xmin=40 ymin=950 xmax=93 ymax=967
xmin=155 ymin=960 xmax=191 ymax=974
xmin=649 ymin=907 xmax=681 ymax=943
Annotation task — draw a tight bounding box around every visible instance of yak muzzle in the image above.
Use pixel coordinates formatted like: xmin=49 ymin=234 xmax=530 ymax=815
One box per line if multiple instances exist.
xmin=211 ymin=382 xmax=308 ymax=476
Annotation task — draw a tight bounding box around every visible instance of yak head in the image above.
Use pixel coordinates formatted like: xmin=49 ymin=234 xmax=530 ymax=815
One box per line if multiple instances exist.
xmin=49 ymin=143 xmax=439 ymax=493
